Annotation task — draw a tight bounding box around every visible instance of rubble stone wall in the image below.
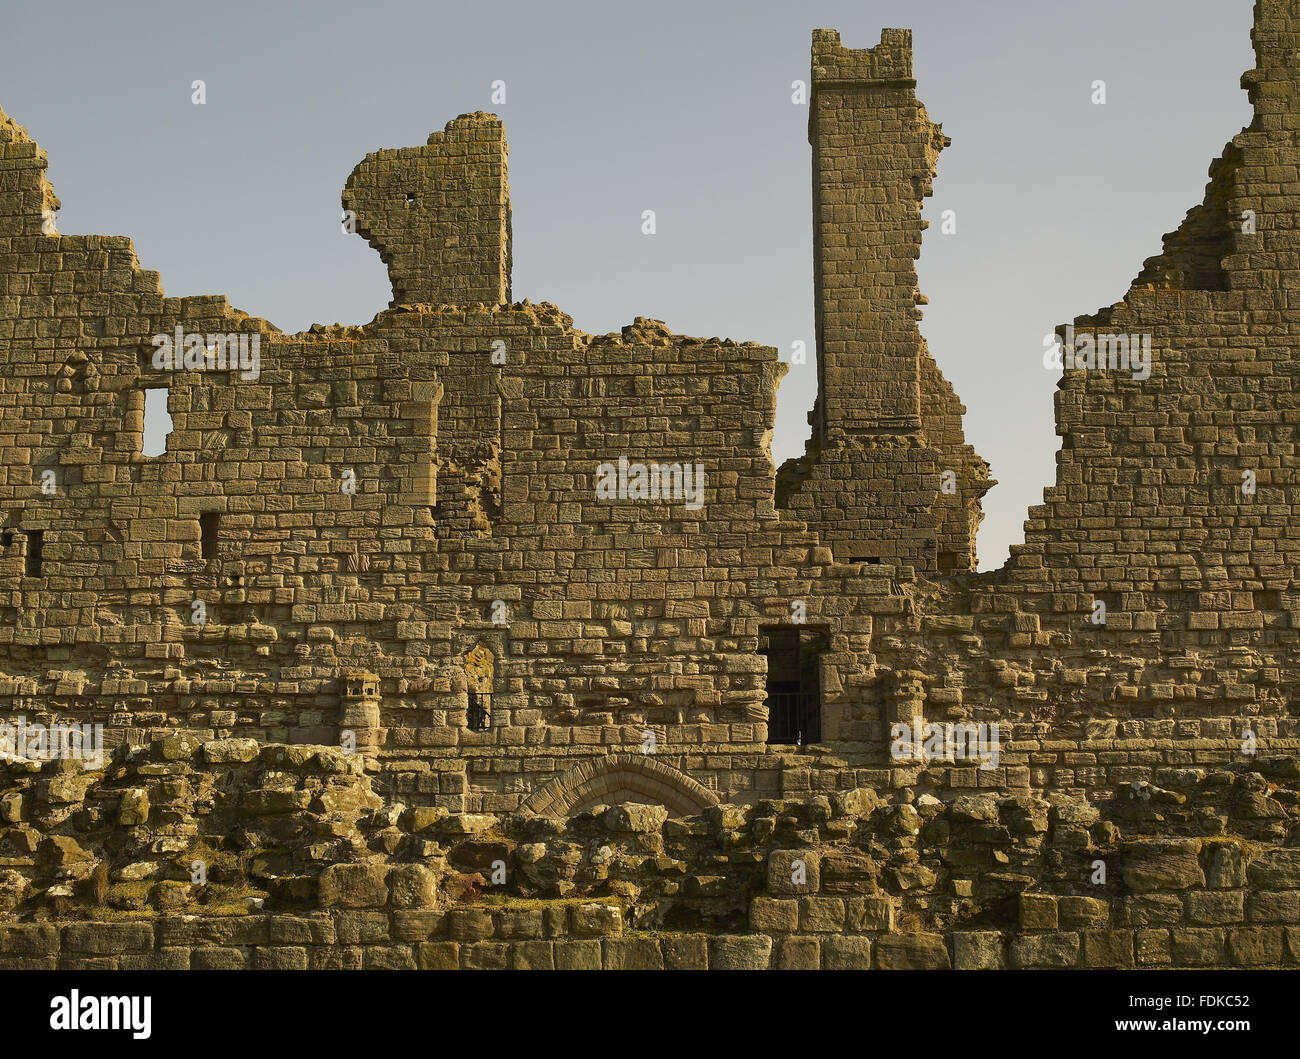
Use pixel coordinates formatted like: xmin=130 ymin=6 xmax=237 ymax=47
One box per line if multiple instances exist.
xmin=3 ymin=735 xmax=1298 ymax=969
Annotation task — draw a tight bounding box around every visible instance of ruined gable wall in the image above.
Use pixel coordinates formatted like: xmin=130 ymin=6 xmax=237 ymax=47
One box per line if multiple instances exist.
xmin=811 ymin=0 xmax=1300 ymax=807
xmin=899 ymin=0 xmax=1300 ymax=754
xmin=1001 ymin=0 xmax=1300 ymax=612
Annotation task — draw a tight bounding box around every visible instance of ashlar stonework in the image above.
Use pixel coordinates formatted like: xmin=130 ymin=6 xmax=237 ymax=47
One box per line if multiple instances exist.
xmin=0 ymin=0 xmax=1299 ymax=969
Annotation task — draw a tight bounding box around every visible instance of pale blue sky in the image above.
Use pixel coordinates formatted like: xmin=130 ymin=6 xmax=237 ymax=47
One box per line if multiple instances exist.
xmin=2 ymin=0 xmax=1256 ymax=569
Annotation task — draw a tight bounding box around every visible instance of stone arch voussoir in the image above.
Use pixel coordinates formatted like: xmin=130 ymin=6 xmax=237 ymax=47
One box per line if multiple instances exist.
xmin=518 ymin=754 xmax=720 ymax=819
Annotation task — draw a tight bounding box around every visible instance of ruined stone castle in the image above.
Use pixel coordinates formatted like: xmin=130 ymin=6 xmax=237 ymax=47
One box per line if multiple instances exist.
xmin=0 ymin=2 xmax=1299 ymax=971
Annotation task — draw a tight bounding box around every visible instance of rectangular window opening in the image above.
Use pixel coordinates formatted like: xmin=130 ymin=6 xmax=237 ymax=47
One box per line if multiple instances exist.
xmin=760 ymin=625 xmax=826 ymax=746
xmin=25 ymin=530 xmax=43 ymax=577
xmin=141 ymin=387 xmax=173 ymax=457
xmin=199 ymin=512 xmax=219 ymax=561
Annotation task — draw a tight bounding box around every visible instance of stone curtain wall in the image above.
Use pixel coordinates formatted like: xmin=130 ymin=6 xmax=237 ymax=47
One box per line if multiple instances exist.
xmin=0 ymin=97 xmax=914 ymax=811
xmin=2 ymin=5 xmax=1295 ymax=815
xmin=0 ymin=0 xmax=1299 ymax=969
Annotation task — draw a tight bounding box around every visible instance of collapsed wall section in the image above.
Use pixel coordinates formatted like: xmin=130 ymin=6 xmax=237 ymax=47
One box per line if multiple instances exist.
xmin=5 ymin=741 xmax=1300 ymax=970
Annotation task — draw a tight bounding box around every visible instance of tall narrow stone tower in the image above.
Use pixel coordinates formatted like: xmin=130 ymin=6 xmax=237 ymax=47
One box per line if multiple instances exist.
xmin=809 ymin=27 xmax=941 ymax=439
xmin=779 ymin=29 xmax=990 ymax=573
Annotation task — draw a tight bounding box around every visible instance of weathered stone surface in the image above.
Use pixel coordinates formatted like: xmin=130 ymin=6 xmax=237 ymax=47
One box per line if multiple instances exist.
xmin=191 ymin=947 xmax=248 ymax=970
xmin=709 ymin=935 xmax=772 ymax=971
xmin=1121 ymin=841 xmax=1205 ymax=893
xmin=602 ymin=803 xmax=668 ymax=834
xmin=798 ymin=896 xmax=846 ymax=933
xmin=767 ymin=850 xmax=820 ymax=895
xmin=203 ymin=739 xmax=260 ymax=764
xmin=820 ymin=936 xmax=872 ymax=970
xmin=317 ymin=864 xmax=389 ymax=909
xmin=1058 ymin=897 xmax=1109 ymax=929
xmin=461 ymin=942 xmax=510 ymax=970
xmin=1019 ymin=893 xmax=1058 ymax=930
xmin=1227 ymin=927 xmax=1284 ymax=967
xmin=1080 ymin=931 xmax=1134 ymax=969
xmin=417 ymin=942 xmax=460 ymax=970
xmin=1008 ymin=933 xmax=1080 ymax=969
xmin=511 ymin=941 xmax=555 ymax=970
xmin=64 ymin=923 xmax=154 ymax=955
xmin=447 ymin=908 xmax=496 ymax=942
xmin=1247 ymin=850 xmax=1300 ymax=890
xmin=874 ymin=934 xmax=950 ymax=970
xmin=554 ymin=940 xmax=602 ymax=970
xmin=387 ymin=865 xmax=437 ymax=909
xmin=0 ymin=924 xmax=60 ymax=955
xmin=570 ymin=903 xmax=622 ymax=938
xmin=953 ymin=932 xmax=1004 ymax=970
xmin=776 ymin=935 xmax=821 ymax=970
xmin=602 ymin=939 xmax=664 ymax=970
xmin=661 ymin=935 xmax=709 ymax=970
xmin=1169 ymin=929 xmax=1226 ymax=967
xmin=749 ymin=897 xmax=799 ymax=933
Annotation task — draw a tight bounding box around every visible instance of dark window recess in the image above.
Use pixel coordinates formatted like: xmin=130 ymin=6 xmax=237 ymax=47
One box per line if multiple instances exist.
xmin=467 ymin=688 xmax=491 ymax=731
xmin=199 ymin=512 xmax=219 ymax=561
xmin=1 ymin=531 xmax=11 ymax=548
xmin=25 ymin=530 xmax=43 ymax=577
xmin=850 ymin=556 xmax=882 ymax=565
xmin=760 ymin=625 xmax=825 ymax=746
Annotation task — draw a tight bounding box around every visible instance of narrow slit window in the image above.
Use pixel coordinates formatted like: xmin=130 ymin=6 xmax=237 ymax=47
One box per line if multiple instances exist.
xmin=199 ymin=512 xmax=219 ymax=561
xmin=25 ymin=530 xmax=43 ymax=577
xmin=141 ymin=387 xmax=172 ymax=457
xmin=467 ymin=687 xmax=491 ymax=732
